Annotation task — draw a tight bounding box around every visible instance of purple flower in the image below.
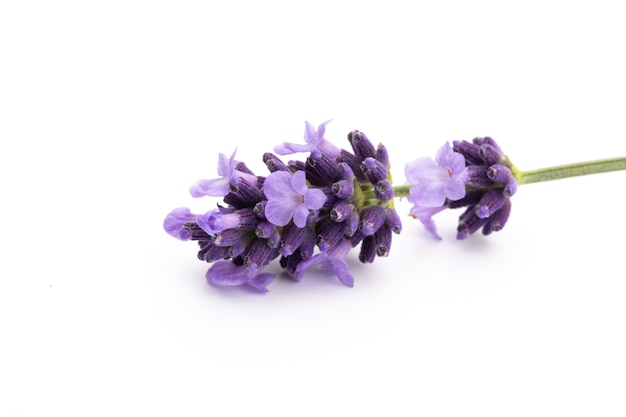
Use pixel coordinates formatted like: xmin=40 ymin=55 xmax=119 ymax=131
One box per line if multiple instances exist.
xmin=295 ymin=239 xmax=354 ymax=287
xmin=189 ymin=149 xmax=236 ymax=198
xmin=274 ymin=120 xmax=340 ymax=158
xmin=206 ymin=260 xmax=275 ymax=293
xmin=196 ymin=207 xmax=258 ymax=236
xmin=163 ymin=207 xmax=197 ymax=240
xmin=196 ymin=208 xmax=238 ymax=235
xmin=405 ymin=142 xmax=468 ymax=207
xmin=405 ymin=136 xmax=517 ymax=240
xmin=409 ymin=205 xmax=446 ymax=240
xmin=189 ymin=149 xmax=258 ymax=198
xmin=263 ymin=170 xmax=327 ymax=228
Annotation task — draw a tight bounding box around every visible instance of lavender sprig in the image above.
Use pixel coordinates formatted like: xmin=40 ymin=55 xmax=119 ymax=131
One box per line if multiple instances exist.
xmin=165 ymin=121 xmax=626 ymax=292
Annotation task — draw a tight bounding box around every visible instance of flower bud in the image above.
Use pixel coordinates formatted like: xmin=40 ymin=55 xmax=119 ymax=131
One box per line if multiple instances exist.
xmin=385 ymin=207 xmax=402 ymax=234
xmin=330 ymin=201 xmax=355 ymax=222
xmin=358 ymin=236 xmax=377 ymax=263
xmin=348 ymin=130 xmax=377 ymax=160
xmin=244 ymin=239 xmax=277 ymax=272
xmin=375 ymin=180 xmax=394 ymax=202
xmin=316 ymin=217 xmax=346 ymax=252
xmin=479 ymin=143 xmax=504 ymax=165
xmin=475 ymin=189 xmax=508 ymax=219
xmin=306 ymin=151 xmax=340 ymax=185
xmin=280 ymin=222 xmax=306 ymax=256
xmin=360 ymin=205 xmax=386 ymax=236
xmin=332 ymin=179 xmax=354 ymax=199
xmin=375 ymin=224 xmax=392 ymax=257
xmin=361 ymin=157 xmax=387 ymax=184
xmin=376 ymin=143 xmax=390 ymax=169
xmin=263 ymin=152 xmax=290 ymax=172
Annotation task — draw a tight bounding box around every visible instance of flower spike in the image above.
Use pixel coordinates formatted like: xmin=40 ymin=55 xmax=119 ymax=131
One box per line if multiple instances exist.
xmin=404 ymin=137 xmax=517 ymax=239
xmin=165 ymin=120 xmax=401 ymax=292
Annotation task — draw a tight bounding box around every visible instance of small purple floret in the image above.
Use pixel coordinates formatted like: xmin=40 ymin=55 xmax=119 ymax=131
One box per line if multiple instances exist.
xmin=164 ymin=207 xmax=197 ymax=240
xmin=197 ymin=208 xmax=240 ymax=235
xmin=189 ymin=149 xmax=237 ymax=198
xmin=409 ymin=205 xmax=446 ymax=240
xmin=295 ymin=239 xmax=354 ymax=287
xmin=405 ymin=142 xmax=468 ymax=207
xmin=206 ymin=260 xmax=275 ymax=293
xmin=264 ymin=170 xmax=327 ymax=228
xmin=274 ymin=120 xmax=340 ymax=158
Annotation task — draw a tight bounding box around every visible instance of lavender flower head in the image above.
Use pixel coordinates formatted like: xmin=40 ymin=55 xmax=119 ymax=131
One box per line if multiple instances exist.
xmin=405 ymin=137 xmax=518 ymax=239
xmin=164 ymin=121 xmax=401 ymax=292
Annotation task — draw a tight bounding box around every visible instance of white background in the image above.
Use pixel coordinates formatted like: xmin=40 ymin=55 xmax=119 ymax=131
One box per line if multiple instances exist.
xmin=2 ymin=1 xmax=626 ymax=416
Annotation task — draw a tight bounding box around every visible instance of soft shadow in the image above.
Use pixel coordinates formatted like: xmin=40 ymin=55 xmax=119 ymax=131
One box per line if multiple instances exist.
xmin=451 ymin=233 xmax=493 ymax=253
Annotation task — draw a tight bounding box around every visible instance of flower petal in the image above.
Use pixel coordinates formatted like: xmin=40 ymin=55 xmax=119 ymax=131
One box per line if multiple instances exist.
xmin=263 ymin=171 xmax=293 ymax=199
xmin=447 ymin=152 xmax=467 ymax=176
xmin=404 ymin=157 xmax=439 ymax=184
xmin=292 ymin=204 xmax=310 ymax=228
xmin=274 ymin=120 xmax=333 ymax=156
xmin=326 ymin=258 xmax=354 ymax=287
xmin=434 ymin=142 xmax=454 ymax=165
xmin=273 ymin=142 xmax=314 ymax=155
xmin=409 ymin=182 xmax=448 ymax=207
xmin=410 ymin=205 xmax=445 ymax=240
xmin=304 ymin=188 xmax=327 ymax=210
xmin=206 ymin=261 xmax=250 ymax=286
xmin=163 ymin=207 xmax=196 ymax=240
xmin=303 ymin=121 xmax=318 ymax=145
xmin=247 ymin=272 xmax=276 ymax=292
xmin=315 ymin=119 xmax=332 ymax=140
xmin=290 ymin=170 xmax=308 ymax=194
xmin=294 ymin=252 xmax=327 ymax=281
xmin=445 ymin=176 xmax=467 ymax=201
xmin=189 ymin=178 xmax=230 ymax=198
xmin=216 ymin=151 xmax=233 ymax=178
xmin=265 ymin=199 xmax=296 ymax=227
xmin=435 ymin=142 xmax=466 ymax=176
xmin=197 ymin=209 xmax=240 ymax=235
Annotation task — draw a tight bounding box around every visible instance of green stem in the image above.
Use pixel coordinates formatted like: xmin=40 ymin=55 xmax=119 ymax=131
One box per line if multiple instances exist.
xmin=392 ymin=185 xmax=411 ymax=198
xmin=517 ymin=157 xmax=626 ymax=185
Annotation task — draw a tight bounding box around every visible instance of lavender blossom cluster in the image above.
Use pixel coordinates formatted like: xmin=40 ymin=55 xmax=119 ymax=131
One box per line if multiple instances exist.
xmin=452 ymin=137 xmax=517 ymax=239
xmin=164 ymin=121 xmax=401 ymax=292
xmin=405 ymin=137 xmax=518 ymax=240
